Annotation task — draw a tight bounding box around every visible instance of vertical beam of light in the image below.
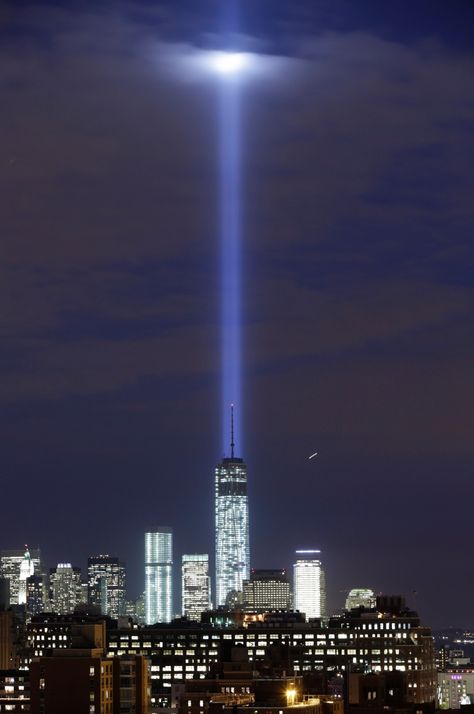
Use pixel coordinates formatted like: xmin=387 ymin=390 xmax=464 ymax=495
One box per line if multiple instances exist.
xmin=219 ymin=77 xmax=242 ymax=455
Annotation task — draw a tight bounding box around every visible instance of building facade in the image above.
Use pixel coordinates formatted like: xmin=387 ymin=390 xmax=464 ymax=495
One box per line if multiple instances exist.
xmin=182 ymin=555 xmax=211 ymax=621
xmin=0 ymin=669 xmax=30 ymax=712
xmin=88 ymin=555 xmax=126 ymax=618
xmin=103 ymin=604 xmax=436 ymax=708
xmin=26 ymin=575 xmax=45 ymax=617
xmin=49 ymin=564 xmax=84 ymax=615
xmin=438 ymin=669 xmax=474 ymax=709
xmin=293 ymin=551 xmax=326 ymax=620
xmin=345 ymin=588 xmax=376 ymax=611
xmin=243 ymin=569 xmax=292 ymax=612
xmin=23 ymin=601 xmax=436 ymax=710
xmin=0 ymin=549 xmax=41 ymax=606
xmin=215 ymin=453 xmax=249 ymax=607
xmin=145 ymin=529 xmax=173 ymax=625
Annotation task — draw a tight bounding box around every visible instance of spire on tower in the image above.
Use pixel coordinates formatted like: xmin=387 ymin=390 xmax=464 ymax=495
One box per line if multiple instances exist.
xmin=230 ymin=403 xmax=235 ymax=458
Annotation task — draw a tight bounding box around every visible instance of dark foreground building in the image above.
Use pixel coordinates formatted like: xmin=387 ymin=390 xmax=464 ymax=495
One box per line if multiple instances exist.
xmin=23 ymin=597 xmax=435 ymax=712
xmin=104 ymin=598 xmax=436 ymax=709
xmin=28 ymin=620 xmax=149 ymax=714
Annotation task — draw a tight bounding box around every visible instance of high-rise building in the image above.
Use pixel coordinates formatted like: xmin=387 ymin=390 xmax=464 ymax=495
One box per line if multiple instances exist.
xmin=345 ymin=588 xmax=376 ymax=611
xmin=243 ymin=569 xmax=292 ymax=612
xmin=0 ymin=548 xmax=41 ymax=605
xmin=215 ymin=408 xmax=250 ymax=607
xmin=18 ymin=549 xmax=35 ymax=605
xmin=293 ymin=550 xmax=326 ymax=620
xmin=145 ymin=529 xmax=173 ymax=624
xmin=26 ymin=575 xmax=45 ymax=617
xmin=87 ymin=555 xmax=126 ymax=618
xmin=182 ymin=555 xmax=211 ymax=621
xmin=49 ymin=564 xmax=84 ymax=615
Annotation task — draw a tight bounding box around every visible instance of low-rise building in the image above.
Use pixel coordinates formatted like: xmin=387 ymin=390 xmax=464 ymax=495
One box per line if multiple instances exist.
xmin=0 ymin=669 xmax=30 ymax=712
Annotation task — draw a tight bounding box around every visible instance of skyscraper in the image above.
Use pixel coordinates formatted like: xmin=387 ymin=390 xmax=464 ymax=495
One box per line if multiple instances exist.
xmin=87 ymin=555 xmax=126 ymax=618
xmin=182 ymin=554 xmax=211 ymax=621
xmin=18 ymin=548 xmax=35 ymax=605
xmin=0 ymin=547 xmax=41 ymax=605
xmin=215 ymin=407 xmax=250 ymax=607
xmin=293 ymin=550 xmax=326 ymax=620
xmin=49 ymin=564 xmax=84 ymax=614
xmin=145 ymin=529 xmax=173 ymax=624
xmin=26 ymin=575 xmax=45 ymax=616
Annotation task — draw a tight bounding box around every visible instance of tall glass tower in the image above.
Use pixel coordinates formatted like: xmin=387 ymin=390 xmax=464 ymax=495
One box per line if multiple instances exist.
xmin=182 ymin=554 xmax=211 ymax=621
xmin=293 ymin=549 xmax=326 ymax=620
xmin=215 ymin=407 xmax=249 ymax=607
xmin=145 ymin=529 xmax=173 ymax=624
xmin=87 ymin=555 xmax=126 ymax=618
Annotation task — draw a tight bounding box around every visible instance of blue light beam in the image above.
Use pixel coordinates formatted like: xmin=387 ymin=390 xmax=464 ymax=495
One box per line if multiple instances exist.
xmin=219 ymin=76 xmax=242 ymax=455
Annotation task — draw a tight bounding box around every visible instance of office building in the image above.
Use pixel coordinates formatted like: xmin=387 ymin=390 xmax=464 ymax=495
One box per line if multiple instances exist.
xmin=293 ymin=550 xmax=326 ymax=620
xmin=0 ymin=548 xmax=41 ymax=606
xmin=27 ymin=616 xmax=150 ymax=712
xmin=215 ymin=409 xmax=250 ymax=606
xmin=104 ymin=598 xmax=436 ymax=707
xmin=26 ymin=575 xmax=45 ymax=617
xmin=0 ymin=579 xmax=10 ymax=610
xmin=87 ymin=555 xmax=126 ymax=618
xmin=49 ymin=564 xmax=84 ymax=614
xmin=145 ymin=529 xmax=173 ymax=624
xmin=0 ymin=610 xmax=15 ymax=670
xmin=243 ymin=569 xmax=292 ymax=612
xmin=0 ymin=669 xmax=30 ymax=712
xmin=438 ymin=669 xmax=474 ymax=709
xmin=23 ymin=599 xmax=435 ymax=708
xmin=345 ymin=588 xmax=376 ymax=611
xmin=182 ymin=554 xmax=211 ymax=621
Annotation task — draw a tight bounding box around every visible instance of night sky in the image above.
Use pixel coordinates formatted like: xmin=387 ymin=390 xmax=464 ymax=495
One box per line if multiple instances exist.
xmin=1 ymin=0 xmax=473 ymax=628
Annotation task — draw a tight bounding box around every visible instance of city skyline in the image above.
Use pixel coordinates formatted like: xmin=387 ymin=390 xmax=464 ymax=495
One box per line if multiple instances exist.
xmin=0 ymin=0 xmax=473 ymax=630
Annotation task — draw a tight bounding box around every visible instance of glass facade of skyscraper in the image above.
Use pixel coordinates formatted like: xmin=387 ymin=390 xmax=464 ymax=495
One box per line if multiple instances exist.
xmin=215 ymin=456 xmax=249 ymax=607
xmin=49 ymin=563 xmax=84 ymax=614
xmin=181 ymin=554 xmax=211 ymax=621
xmin=87 ymin=554 xmax=126 ymax=618
xmin=145 ymin=529 xmax=173 ymax=625
xmin=293 ymin=550 xmax=326 ymax=620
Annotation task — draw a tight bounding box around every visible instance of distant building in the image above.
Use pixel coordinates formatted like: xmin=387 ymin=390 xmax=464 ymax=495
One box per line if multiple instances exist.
xmin=345 ymin=588 xmax=376 ymax=611
xmin=182 ymin=555 xmax=211 ymax=621
xmin=0 ymin=548 xmax=41 ymax=606
xmin=293 ymin=550 xmax=326 ymax=620
xmin=0 ymin=610 xmax=15 ymax=669
xmin=145 ymin=529 xmax=173 ymax=624
xmin=215 ymin=409 xmax=250 ymax=607
xmin=87 ymin=555 xmax=126 ymax=618
xmin=0 ymin=578 xmax=10 ymax=610
xmin=26 ymin=575 xmax=45 ymax=617
xmin=243 ymin=569 xmax=292 ymax=612
xmin=438 ymin=669 xmax=474 ymax=709
xmin=49 ymin=564 xmax=84 ymax=614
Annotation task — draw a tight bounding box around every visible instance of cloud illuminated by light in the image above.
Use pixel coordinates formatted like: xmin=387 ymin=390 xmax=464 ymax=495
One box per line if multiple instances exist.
xmin=206 ymin=51 xmax=251 ymax=75
xmin=167 ymin=46 xmax=285 ymax=83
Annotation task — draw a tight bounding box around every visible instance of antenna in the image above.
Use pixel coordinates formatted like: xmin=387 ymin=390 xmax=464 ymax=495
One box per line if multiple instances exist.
xmin=230 ymin=403 xmax=235 ymax=458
